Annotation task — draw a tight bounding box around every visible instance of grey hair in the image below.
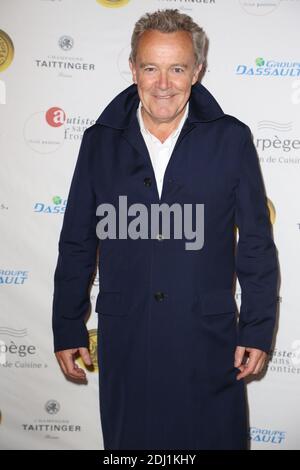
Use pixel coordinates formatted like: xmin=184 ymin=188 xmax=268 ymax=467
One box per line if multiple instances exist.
xmin=129 ymin=9 xmax=207 ymax=66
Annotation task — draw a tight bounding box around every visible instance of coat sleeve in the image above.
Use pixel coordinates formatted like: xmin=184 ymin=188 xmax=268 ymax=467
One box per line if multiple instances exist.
xmin=52 ymin=128 xmax=98 ymax=352
xmin=234 ymin=124 xmax=279 ymax=353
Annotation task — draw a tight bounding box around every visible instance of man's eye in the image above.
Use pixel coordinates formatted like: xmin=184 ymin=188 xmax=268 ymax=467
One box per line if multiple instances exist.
xmin=144 ymin=67 xmax=155 ymax=72
xmin=173 ymin=68 xmax=184 ymax=73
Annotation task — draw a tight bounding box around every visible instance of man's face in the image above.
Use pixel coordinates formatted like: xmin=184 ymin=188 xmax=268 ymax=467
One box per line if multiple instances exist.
xmin=129 ymin=30 xmax=202 ymax=124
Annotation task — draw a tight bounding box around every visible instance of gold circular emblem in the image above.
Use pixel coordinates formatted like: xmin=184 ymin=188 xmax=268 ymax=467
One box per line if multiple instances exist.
xmin=234 ymin=197 xmax=276 ymax=234
xmin=267 ymin=198 xmax=276 ymax=224
xmin=0 ymin=30 xmax=14 ymax=72
xmin=76 ymin=329 xmax=98 ymax=372
xmin=97 ymin=0 xmax=130 ymax=8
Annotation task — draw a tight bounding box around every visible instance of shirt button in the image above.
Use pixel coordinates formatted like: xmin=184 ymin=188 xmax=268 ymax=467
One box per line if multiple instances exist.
xmin=156 ymin=233 xmax=164 ymax=241
xmin=144 ymin=177 xmax=152 ymax=187
xmin=154 ymin=291 xmax=165 ymax=301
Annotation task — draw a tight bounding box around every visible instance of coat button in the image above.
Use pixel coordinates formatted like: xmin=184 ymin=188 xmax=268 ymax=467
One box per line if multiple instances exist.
xmin=154 ymin=291 xmax=165 ymax=301
xmin=144 ymin=177 xmax=152 ymax=187
xmin=156 ymin=233 xmax=164 ymax=241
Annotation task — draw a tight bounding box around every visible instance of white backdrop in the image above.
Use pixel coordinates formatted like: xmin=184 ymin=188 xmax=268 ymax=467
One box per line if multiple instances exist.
xmin=1 ymin=0 xmax=300 ymax=450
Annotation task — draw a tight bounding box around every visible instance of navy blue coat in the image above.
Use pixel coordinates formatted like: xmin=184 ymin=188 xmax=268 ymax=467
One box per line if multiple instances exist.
xmin=52 ymin=82 xmax=278 ymax=450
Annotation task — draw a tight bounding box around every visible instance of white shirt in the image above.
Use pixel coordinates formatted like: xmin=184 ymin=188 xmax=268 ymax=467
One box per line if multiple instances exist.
xmin=136 ymin=100 xmax=189 ymax=199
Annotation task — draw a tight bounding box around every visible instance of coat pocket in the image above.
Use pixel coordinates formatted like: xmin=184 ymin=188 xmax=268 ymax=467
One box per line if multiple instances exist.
xmin=95 ymin=291 xmax=127 ymax=317
xmin=200 ymin=289 xmax=237 ymax=316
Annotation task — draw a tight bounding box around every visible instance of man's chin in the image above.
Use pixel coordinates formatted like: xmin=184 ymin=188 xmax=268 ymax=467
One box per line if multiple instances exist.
xmin=150 ymin=110 xmax=177 ymax=122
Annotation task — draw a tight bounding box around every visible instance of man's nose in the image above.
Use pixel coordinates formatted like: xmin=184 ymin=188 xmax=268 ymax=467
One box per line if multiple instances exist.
xmin=157 ymin=72 xmax=170 ymax=90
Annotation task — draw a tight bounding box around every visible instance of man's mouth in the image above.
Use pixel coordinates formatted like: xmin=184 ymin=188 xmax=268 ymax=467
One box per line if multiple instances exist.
xmin=154 ymin=95 xmax=174 ymax=99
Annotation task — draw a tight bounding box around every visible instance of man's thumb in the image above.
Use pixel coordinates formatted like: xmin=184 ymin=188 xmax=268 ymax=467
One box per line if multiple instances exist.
xmin=234 ymin=346 xmax=245 ymax=367
xmin=79 ymin=347 xmax=92 ymax=366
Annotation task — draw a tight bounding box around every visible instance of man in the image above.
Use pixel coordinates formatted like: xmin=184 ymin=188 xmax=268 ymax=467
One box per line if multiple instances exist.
xmin=52 ymin=9 xmax=278 ymax=450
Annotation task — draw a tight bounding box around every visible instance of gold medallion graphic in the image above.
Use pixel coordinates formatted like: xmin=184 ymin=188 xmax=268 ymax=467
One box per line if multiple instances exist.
xmin=97 ymin=0 xmax=130 ymax=8
xmin=0 ymin=30 xmax=14 ymax=72
xmin=234 ymin=196 xmax=276 ymax=234
xmin=267 ymin=198 xmax=276 ymax=224
xmin=76 ymin=329 xmax=98 ymax=372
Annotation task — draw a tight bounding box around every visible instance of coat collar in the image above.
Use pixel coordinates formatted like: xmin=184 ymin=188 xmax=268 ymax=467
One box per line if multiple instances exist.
xmin=96 ymin=82 xmax=224 ymax=129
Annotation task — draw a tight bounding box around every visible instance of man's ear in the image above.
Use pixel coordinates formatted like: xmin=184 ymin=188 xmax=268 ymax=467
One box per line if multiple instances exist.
xmin=192 ymin=63 xmax=203 ymax=84
xmin=129 ymin=59 xmax=137 ymax=84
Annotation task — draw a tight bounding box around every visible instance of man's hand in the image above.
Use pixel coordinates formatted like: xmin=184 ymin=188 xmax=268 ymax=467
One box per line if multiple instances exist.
xmin=234 ymin=346 xmax=267 ymax=380
xmin=55 ymin=347 xmax=92 ymax=381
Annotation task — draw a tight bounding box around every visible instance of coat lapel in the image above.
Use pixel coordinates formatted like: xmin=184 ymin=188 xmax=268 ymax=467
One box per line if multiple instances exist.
xmin=122 ymin=117 xmax=161 ymax=202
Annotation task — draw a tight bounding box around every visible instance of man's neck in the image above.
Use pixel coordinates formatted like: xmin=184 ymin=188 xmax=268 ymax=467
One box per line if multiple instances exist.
xmin=140 ymin=104 xmax=188 ymax=143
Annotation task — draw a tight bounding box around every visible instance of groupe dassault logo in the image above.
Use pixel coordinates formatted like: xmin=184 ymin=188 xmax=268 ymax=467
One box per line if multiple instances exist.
xmin=96 ymin=196 xmax=204 ymax=251
xmin=236 ymin=57 xmax=300 ymax=77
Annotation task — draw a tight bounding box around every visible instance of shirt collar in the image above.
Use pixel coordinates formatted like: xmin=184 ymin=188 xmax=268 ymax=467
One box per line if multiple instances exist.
xmin=137 ymin=100 xmax=189 ymax=143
